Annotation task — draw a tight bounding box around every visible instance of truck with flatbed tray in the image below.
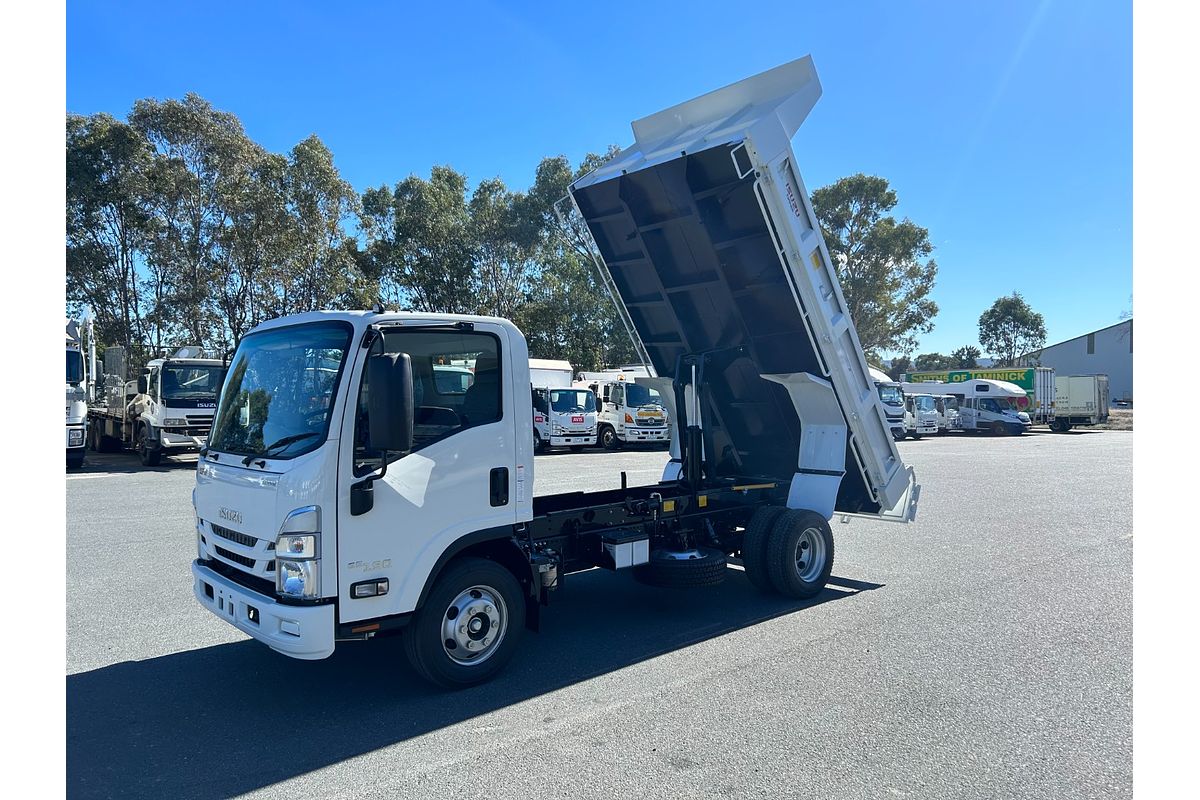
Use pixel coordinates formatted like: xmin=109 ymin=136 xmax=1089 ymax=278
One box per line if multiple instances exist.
xmin=190 ymin=56 xmax=919 ymax=688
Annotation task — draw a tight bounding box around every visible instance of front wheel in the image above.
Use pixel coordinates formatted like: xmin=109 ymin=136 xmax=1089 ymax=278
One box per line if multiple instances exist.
xmin=403 ymin=557 xmax=525 ymax=689
xmin=66 ymin=450 xmax=85 ymax=469
xmin=136 ymin=426 xmax=162 ymax=466
xmin=600 ymin=425 xmax=620 ymax=450
xmin=533 ymin=431 xmax=546 ymax=454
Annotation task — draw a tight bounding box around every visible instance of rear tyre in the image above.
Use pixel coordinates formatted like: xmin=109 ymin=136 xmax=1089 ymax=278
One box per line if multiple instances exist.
xmin=910 ymin=432 xmax=922 ymax=440
xmin=891 ymin=429 xmax=905 ymax=442
xmin=765 ymin=509 xmax=834 ymax=600
xmin=740 ymin=506 xmax=786 ymax=593
xmin=633 ymin=546 xmax=727 ymax=588
xmin=403 ymin=557 xmax=525 ymax=689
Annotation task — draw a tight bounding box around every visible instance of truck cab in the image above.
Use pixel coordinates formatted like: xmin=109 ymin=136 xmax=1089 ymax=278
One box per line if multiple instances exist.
xmin=130 ymin=354 xmax=226 ymax=465
xmin=531 ymin=385 xmax=598 ymax=451
xmin=935 ymin=394 xmax=961 ymax=433
xmin=577 ymin=370 xmax=671 ymax=449
xmin=66 ymin=318 xmax=90 ymax=468
xmin=902 ymin=393 xmax=939 ymax=439
xmin=869 ymin=367 xmax=906 ymax=442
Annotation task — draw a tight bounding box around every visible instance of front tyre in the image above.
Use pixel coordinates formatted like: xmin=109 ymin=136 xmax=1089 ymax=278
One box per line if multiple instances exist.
xmin=66 ymin=450 xmax=85 ymax=469
xmin=600 ymin=425 xmax=620 ymax=450
xmin=136 ymin=425 xmax=162 ymax=466
xmin=765 ymin=510 xmax=834 ymax=600
xmin=403 ymin=557 xmax=525 ymax=689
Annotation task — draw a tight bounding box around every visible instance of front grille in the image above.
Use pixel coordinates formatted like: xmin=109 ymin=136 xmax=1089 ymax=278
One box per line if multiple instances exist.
xmin=205 ymin=558 xmax=276 ymax=597
xmin=214 ymin=545 xmax=255 ymax=569
xmin=210 ymin=523 xmax=258 ymax=549
xmin=636 ymin=418 xmax=665 ymax=427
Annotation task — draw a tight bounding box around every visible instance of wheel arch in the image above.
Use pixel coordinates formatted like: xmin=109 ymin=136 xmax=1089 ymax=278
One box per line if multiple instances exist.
xmin=414 ymin=526 xmax=536 ymax=619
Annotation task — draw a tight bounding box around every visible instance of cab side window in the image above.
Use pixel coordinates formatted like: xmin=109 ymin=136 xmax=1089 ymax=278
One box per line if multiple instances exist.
xmin=354 ymin=330 xmax=502 ymax=475
xmin=611 ymin=384 xmax=624 ymax=407
xmin=148 ymin=368 xmax=160 ymax=402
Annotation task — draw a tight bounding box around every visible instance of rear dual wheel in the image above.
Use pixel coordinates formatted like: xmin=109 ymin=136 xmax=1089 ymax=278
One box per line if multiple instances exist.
xmin=742 ymin=507 xmax=834 ymax=599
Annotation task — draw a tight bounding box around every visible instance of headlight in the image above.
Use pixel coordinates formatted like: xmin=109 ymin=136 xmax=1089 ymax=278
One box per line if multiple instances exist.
xmin=164 ymin=418 xmax=187 ymax=426
xmin=68 ymin=428 xmax=84 ymax=446
xmin=277 ymin=533 xmax=317 ymax=559
xmin=277 ymin=560 xmax=320 ymax=599
xmin=276 ymin=506 xmax=321 ymax=598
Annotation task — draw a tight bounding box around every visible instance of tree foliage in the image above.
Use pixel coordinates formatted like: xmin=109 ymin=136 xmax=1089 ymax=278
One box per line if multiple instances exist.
xmin=810 ymin=174 xmax=938 ymax=358
xmin=914 ymin=352 xmax=954 ymax=372
xmin=978 ymin=292 xmax=1046 ymax=366
xmin=950 ymin=345 xmax=981 ymax=369
xmin=886 ymin=356 xmax=912 ymax=381
xmin=71 ymin=94 xmax=937 ymax=379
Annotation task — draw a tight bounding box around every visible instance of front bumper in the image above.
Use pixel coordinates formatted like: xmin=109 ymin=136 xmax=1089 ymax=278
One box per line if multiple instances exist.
xmin=192 ymin=560 xmax=335 ymax=660
xmin=625 ymin=426 xmax=668 ymax=441
xmin=550 ymin=434 xmax=597 ymax=446
xmin=160 ymin=431 xmax=208 ymax=450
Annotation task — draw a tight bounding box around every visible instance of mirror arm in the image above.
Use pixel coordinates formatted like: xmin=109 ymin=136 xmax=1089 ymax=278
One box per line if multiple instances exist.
xmin=377 ymin=450 xmax=389 ymax=480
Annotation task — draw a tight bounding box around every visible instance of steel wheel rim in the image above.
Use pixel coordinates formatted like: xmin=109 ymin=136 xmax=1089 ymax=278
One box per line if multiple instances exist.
xmin=603 ymin=429 xmax=614 ymax=447
xmin=794 ymin=527 xmax=826 ymax=583
xmin=441 ymin=585 xmax=508 ymax=666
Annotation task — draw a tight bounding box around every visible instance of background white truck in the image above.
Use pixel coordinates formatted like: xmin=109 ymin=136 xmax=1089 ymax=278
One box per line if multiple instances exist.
xmin=869 ymin=366 xmax=906 ymax=442
xmin=576 ymin=369 xmax=671 ymax=449
xmin=529 ymin=358 xmax=597 ymax=452
xmin=65 ymin=317 xmax=94 ymax=468
xmin=190 ymin=56 xmax=919 ymax=689
xmin=1051 ymin=374 xmax=1110 ymax=431
xmin=89 ymin=348 xmax=226 ymax=465
xmin=901 ymin=391 xmax=939 ymax=439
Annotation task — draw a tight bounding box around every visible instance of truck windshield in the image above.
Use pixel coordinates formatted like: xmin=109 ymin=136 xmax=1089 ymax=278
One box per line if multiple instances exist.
xmin=208 ymin=322 xmax=351 ymax=460
xmin=161 ymin=365 xmax=226 ymax=400
xmin=550 ymin=389 xmax=596 ymax=413
xmin=877 ymin=384 xmax=902 ymax=405
xmin=915 ymin=395 xmax=936 ymax=411
xmin=66 ymin=350 xmax=83 ymax=384
xmin=624 ymin=383 xmax=662 ymax=407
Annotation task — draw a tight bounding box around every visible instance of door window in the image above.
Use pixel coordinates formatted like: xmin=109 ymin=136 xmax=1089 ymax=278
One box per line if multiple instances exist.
xmin=355 ymin=330 xmax=501 ymax=475
xmin=611 ymin=384 xmax=623 ymax=407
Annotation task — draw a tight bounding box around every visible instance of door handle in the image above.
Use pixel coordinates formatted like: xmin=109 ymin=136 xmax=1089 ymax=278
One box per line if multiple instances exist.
xmin=490 ymin=467 xmax=509 ymax=507
xmin=350 ymin=478 xmax=375 ymax=516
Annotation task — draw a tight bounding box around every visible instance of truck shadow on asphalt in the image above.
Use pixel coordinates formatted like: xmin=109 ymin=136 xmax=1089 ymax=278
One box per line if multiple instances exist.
xmin=66 ymin=569 xmax=881 ymax=799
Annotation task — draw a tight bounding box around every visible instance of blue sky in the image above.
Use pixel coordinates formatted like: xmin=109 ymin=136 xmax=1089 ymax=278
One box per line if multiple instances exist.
xmin=66 ymin=0 xmax=1131 ymax=358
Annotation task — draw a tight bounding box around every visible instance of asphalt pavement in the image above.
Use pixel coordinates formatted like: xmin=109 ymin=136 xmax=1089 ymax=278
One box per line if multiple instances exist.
xmin=66 ymin=430 xmax=1132 ymax=799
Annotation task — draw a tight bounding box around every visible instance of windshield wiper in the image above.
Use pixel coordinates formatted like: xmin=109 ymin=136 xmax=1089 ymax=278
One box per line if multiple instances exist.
xmin=242 ymin=432 xmax=321 ymax=465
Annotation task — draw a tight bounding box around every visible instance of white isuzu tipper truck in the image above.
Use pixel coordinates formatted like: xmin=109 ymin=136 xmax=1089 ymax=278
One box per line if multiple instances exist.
xmin=89 ymin=349 xmax=226 ymax=465
xmin=529 ymin=358 xmax=598 ymax=452
xmin=576 ymin=369 xmax=671 ymax=449
xmin=190 ymin=56 xmax=919 ymax=688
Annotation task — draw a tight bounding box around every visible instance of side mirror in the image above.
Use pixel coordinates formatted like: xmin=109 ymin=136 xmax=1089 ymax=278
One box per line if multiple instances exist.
xmin=367 ymin=352 xmax=414 ymax=454
xmin=137 ymin=375 xmax=148 ymax=394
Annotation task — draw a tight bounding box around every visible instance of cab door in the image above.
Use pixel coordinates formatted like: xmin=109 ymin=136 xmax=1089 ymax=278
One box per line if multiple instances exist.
xmin=335 ymin=323 xmax=520 ymax=622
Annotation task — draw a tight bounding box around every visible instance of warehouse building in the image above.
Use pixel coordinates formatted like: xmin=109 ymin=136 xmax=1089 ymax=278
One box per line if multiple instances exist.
xmin=1019 ymin=319 xmax=1132 ymax=403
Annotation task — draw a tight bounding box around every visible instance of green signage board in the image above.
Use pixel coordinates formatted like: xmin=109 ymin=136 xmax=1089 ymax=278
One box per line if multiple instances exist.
xmin=903 ymin=368 xmax=1036 ymax=391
